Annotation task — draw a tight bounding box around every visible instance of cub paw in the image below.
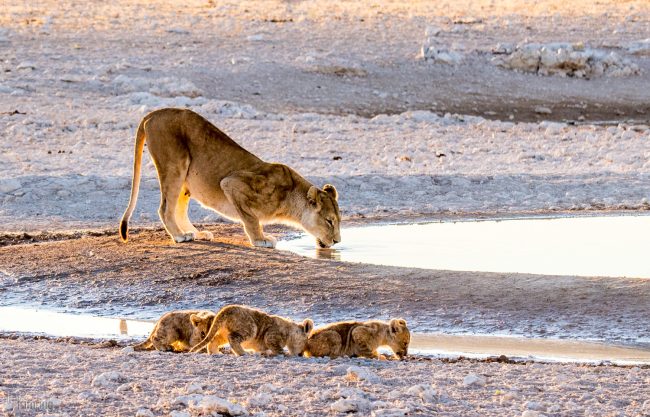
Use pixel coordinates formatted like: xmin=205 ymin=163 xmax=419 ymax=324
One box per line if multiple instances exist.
xmin=195 ymin=231 xmax=214 ymax=240
xmin=174 ymin=232 xmax=195 ymax=243
xmin=252 ymin=235 xmax=277 ymax=248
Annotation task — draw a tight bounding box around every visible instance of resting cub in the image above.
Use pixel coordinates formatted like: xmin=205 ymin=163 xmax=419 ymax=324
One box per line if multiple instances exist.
xmin=189 ymin=305 xmax=313 ymax=356
xmin=305 ymin=318 xmax=410 ymax=360
xmin=133 ymin=310 xmax=215 ymax=352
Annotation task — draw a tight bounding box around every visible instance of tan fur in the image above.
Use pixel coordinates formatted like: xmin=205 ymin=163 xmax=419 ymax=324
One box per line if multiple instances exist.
xmin=305 ymin=318 xmax=410 ymax=360
xmin=189 ymin=305 xmax=314 ymax=356
xmin=133 ymin=310 xmax=215 ymax=352
xmin=119 ymin=108 xmax=341 ymax=248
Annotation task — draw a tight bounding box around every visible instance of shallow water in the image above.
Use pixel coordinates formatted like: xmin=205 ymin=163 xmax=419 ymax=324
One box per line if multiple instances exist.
xmin=277 ymin=214 xmax=650 ymax=278
xmin=2 ymin=307 xmax=648 ymax=364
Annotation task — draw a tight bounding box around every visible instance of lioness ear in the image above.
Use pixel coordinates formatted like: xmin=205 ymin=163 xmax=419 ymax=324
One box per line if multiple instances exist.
xmin=303 ymin=319 xmax=314 ymax=334
xmin=389 ymin=318 xmax=406 ymax=334
xmin=190 ymin=314 xmax=201 ymax=327
xmin=307 ymin=186 xmax=319 ymax=206
xmin=323 ymin=184 xmax=338 ymax=201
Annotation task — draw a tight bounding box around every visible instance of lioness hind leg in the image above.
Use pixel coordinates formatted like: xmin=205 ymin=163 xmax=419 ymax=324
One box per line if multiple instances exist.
xmin=157 ymin=162 xmax=194 ymax=243
xmin=176 ymin=186 xmax=213 ymax=240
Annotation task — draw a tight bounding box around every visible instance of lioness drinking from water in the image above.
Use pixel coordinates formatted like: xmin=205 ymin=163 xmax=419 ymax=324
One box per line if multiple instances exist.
xmin=120 ymin=108 xmax=341 ymax=248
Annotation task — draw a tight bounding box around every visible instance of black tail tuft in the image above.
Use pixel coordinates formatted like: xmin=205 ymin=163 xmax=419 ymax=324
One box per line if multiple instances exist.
xmin=119 ymin=219 xmax=128 ymax=241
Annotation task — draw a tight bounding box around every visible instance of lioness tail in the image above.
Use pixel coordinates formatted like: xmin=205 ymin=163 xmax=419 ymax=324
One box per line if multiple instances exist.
xmin=119 ymin=118 xmax=147 ymax=242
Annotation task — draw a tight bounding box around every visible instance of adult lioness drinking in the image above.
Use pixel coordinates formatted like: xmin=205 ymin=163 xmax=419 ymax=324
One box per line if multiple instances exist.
xmin=119 ymin=108 xmax=341 ymax=248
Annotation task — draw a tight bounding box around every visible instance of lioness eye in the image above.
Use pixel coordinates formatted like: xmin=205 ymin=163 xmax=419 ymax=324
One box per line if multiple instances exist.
xmin=201 ymin=332 xmax=206 ymax=338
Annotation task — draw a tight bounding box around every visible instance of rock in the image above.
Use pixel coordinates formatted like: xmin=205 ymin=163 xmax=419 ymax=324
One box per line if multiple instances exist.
xmin=346 ymin=366 xmax=380 ymax=383
xmin=91 ymin=371 xmax=126 ymax=387
xmin=185 ymin=382 xmax=203 ymax=394
xmin=135 ymin=408 xmax=154 ymax=417
xmin=172 ymin=394 xmax=203 ymax=407
xmin=534 ymin=106 xmax=553 ymax=115
xmin=404 ymin=384 xmax=437 ymax=402
xmin=0 ymin=179 xmax=21 ymax=194
xmin=120 ymin=346 xmax=135 ymax=354
xmin=494 ymin=42 xmax=640 ymax=78
xmin=372 ymin=408 xmax=410 ymax=417
xmin=248 ymin=392 xmax=272 ymax=408
xmin=166 ymin=28 xmax=190 ymax=35
xmin=627 ymin=38 xmax=650 ymax=56
xmin=190 ymin=395 xmax=246 ymax=416
xmin=17 ymin=61 xmax=36 ymax=70
xmin=331 ymin=397 xmax=371 ymax=413
xmin=526 ymin=401 xmax=546 ymax=411
xmin=521 ymin=411 xmax=545 ymax=417
xmin=170 ymin=412 xmax=190 ymax=417
xmin=77 ymin=391 xmax=100 ymax=401
xmin=462 ymin=374 xmax=486 ymax=387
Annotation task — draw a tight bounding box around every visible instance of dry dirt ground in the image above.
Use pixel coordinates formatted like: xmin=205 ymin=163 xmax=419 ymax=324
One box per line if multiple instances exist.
xmin=1 ymin=337 xmax=649 ymax=417
xmin=2 ymin=0 xmax=650 ymax=123
xmin=1 ymin=224 xmax=648 ymax=344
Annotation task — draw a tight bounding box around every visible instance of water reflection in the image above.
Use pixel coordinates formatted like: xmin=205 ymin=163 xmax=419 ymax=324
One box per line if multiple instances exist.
xmin=278 ymin=215 xmax=650 ymax=278
xmin=0 ymin=307 xmax=153 ymax=339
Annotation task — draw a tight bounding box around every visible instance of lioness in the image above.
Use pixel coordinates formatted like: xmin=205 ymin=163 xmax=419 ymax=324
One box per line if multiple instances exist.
xmin=119 ymin=108 xmax=341 ymax=248
xmin=189 ymin=304 xmax=314 ymax=356
xmin=305 ymin=318 xmax=410 ymax=360
xmin=133 ymin=310 xmax=216 ymax=352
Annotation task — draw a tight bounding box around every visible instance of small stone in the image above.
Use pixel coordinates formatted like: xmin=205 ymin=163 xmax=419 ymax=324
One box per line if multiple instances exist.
xmin=534 ymin=106 xmax=552 ymax=115
xmin=521 ymin=411 xmax=544 ymax=417
xmin=463 ymin=374 xmax=486 ymax=387
xmin=190 ymin=395 xmax=246 ymax=416
xmin=170 ymin=412 xmax=190 ymax=417
xmin=185 ymin=382 xmax=203 ymax=394
xmin=248 ymin=392 xmax=272 ymax=408
xmin=135 ymin=408 xmax=154 ymax=417
xmin=526 ymin=401 xmax=546 ymax=411
xmin=91 ymin=371 xmax=126 ymax=387
xmin=346 ymin=366 xmax=380 ymax=383
xmin=331 ymin=397 xmax=371 ymax=413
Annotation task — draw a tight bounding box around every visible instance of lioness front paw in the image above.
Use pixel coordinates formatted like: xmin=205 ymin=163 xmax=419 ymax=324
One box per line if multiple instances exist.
xmin=195 ymin=231 xmax=214 ymax=240
xmin=174 ymin=232 xmax=195 ymax=243
xmin=252 ymin=235 xmax=277 ymax=248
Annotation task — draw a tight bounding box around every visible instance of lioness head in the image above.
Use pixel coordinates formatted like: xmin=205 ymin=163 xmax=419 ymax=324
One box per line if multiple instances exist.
xmin=387 ymin=318 xmax=410 ymax=359
xmin=189 ymin=311 xmax=216 ymax=346
xmin=286 ymin=318 xmax=314 ymax=356
xmin=303 ymin=184 xmax=341 ymax=248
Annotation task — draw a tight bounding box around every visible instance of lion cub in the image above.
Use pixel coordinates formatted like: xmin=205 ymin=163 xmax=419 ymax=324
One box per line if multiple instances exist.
xmin=133 ymin=310 xmax=215 ymax=352
xmin=189 ymin=305 xmax=314 ymax=356
xmin=305 ymin=319 xmax=410 ymax=360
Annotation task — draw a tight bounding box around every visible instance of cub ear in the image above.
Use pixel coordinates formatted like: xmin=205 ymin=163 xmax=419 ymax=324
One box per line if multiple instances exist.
xmin=307 ymin=186 xmax=320 ymax=206
xmin=323 ymin=184 xmax=338 ymax=201
xmin=389 ymin=318 xmax=407 ymax=334
xmin=190 ymin=314 xmax=201 ymax=327
xmin=302 ymin=319 xmax=314 ymax=334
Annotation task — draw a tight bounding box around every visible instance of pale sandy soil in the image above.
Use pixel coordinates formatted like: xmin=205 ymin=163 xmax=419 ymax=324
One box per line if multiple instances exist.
xmin=1 ymin=337 xmax=649 ymax=417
